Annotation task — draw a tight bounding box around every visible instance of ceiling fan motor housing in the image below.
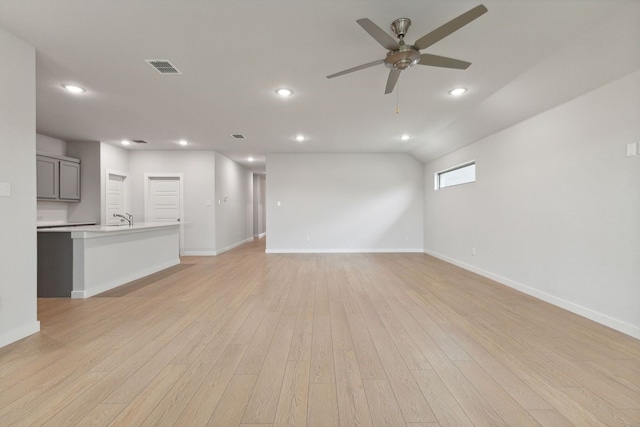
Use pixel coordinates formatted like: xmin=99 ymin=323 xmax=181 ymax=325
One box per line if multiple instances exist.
xmin=390 ymin=18 xmax=411 ymax=38
xmin=384 ymin=45 xmax=421 ymax=70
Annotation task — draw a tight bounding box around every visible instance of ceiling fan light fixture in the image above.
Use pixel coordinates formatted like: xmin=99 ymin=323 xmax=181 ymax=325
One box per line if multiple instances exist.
xmin=248 ymin=157 xmax=254 ymax=162
xmin=62 ymin=84 xmax=85 ymax=94
xmin=178 ymin=139 xmax=188 ymax=146
xmin=449 ymin=87 xmax=467 ymax=96
xmin=295 ymin=135 xmax=306 ymax=142
xmin=121 ymin=139 xmax=131 ymax=146
xmin=401 ymin=134 xmax=410 ymax=141
xmin=276 ymin=88 xmax=293 ymax=97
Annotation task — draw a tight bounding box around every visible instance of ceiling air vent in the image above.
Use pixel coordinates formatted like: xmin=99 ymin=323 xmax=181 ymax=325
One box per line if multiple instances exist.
xmin=231 ymin=134 xmax=246 ymax=139
xmin=132 ymin=139 xmax=149 ymax=144
xmin=145 ymin=59 xmax=181 ymax=74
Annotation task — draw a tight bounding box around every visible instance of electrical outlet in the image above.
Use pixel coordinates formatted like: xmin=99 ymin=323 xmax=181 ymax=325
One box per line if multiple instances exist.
xmin=627 ymin=142 xmax=638 ymax=157
xmin=472 ymin=247 xmax=476 ymax=256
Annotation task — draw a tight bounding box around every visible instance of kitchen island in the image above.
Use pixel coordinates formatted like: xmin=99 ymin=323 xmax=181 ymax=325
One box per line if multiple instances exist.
xmin=38 ymin=222 xmax=180 ymax=298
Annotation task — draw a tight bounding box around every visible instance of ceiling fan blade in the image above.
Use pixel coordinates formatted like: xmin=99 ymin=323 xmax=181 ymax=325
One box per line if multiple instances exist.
xmin=418 ymin=53 xmax=471 ymax=69
xmin=413 ymin=4 xmax=488 ymax=51
xmin=385 ymin=69 xmax=401 ymax=94
xmin=356 ymin=18 xmax=400 ymax=51
xmin=326 ymin=59 xmax=384 ymax=79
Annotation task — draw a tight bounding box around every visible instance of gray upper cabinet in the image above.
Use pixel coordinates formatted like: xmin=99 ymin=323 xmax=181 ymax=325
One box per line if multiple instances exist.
xmin=59 ymin=160 xmax=80 ymax=200
xmin=37 ymin=154 xmax=81 ymax=201
xmin=37 ymin=155 xmax=59 ymax=199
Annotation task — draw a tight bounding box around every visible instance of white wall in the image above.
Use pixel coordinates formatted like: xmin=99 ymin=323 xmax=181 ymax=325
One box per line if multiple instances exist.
xmin=253 ymin=174 xmax=266 ymax=237
xmin=36 ymin=134 xmax=66 ymax=156
xmin=424 ymin=70 xmax=640 ymax=339
xmin=215 ymin=153 xmax=253 ymax=253
xmin=0 ymin=26 xmax=40 ymax=348
xmin=128 ymin=150 xmax=217 ymax=254
xmin=266 ymin=153 xmax=424 ymax=253
xmin=100 ymin=143 xmax=130 ymax=224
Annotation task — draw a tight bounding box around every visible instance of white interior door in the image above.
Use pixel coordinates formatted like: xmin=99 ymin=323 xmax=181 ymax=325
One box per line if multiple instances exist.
xmin=148 ymin=177 xmax=181 ymax=222
xmin=145 ymin=174 xmax=184 ymax=254
xmin=106 ymin=173 xmax=125 ymax=225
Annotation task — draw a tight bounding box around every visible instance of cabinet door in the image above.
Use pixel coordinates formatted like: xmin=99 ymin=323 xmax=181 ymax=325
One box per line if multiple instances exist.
xmin=59 ymin=160 xmax=80 ymax=200
xmin=36 ymin=156 xmax=59 ymax=199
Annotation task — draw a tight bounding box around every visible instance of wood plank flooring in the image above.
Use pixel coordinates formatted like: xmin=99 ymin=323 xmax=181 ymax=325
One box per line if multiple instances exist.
xmin=1 ymin=238 xmax=639 ymax=426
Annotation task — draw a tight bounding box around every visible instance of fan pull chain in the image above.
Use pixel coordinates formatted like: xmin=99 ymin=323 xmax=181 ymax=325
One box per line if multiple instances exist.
xmin=396 ymin=81 xmax=400 ymax=114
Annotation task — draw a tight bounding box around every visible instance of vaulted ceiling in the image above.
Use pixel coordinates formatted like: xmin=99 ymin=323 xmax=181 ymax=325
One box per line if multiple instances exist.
xmin=1 ymin=0 xmax=638 ymax=171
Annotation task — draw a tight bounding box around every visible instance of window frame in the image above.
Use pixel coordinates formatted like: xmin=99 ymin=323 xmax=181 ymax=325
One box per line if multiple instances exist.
xmin=434 ymin=160 xmax=476 ymax=190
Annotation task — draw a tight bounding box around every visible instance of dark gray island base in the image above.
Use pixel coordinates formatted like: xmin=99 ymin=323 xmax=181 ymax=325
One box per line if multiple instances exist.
xmin=37 ymin=232 xmax=73 ymax=297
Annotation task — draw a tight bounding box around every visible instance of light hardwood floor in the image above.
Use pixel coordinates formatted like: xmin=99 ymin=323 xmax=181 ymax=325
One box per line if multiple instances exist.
xmin=1 ymin=238 xmax=640 ymax=426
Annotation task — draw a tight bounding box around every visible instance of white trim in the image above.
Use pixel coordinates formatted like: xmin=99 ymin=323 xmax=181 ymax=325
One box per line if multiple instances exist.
xmin=182 ymin=237 xmax=254 ymax=256
xmin=144 ymin=173 xmax=185 ymax=255
xmin=215 ymin=237 xmax=254 ymax=255
xmin=0 ymin=321 xmax=40 ymax=349
xmin=254 ymin=232 xmax=266 ymax=239
xmin=265 ymin=248 xmax=424 ymax=254
xmin=71 ymin=258 xmax=180 ymax=299
xmin=182 ymin=250 xmax=217 ymax=256
xmin=424 ymin=249 xmax=640 ymax=340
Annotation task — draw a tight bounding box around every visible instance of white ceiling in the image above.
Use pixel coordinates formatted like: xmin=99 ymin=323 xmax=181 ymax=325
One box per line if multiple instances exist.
xmin=1 ymin=0 xmax=638 ymax=172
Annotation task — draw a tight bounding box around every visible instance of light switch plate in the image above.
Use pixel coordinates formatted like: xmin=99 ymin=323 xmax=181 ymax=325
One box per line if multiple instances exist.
xmin=0 ymin=182 xmax=10 ymax=197
xmin=627 ymin=142 xmax=638 ymax=157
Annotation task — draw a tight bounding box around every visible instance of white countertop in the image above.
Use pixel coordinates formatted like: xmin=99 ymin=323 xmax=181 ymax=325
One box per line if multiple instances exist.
xmin=37 ymin=222 xmax=180 ymax=236
xmin=37 ymin=221 xmax=96 ymax=228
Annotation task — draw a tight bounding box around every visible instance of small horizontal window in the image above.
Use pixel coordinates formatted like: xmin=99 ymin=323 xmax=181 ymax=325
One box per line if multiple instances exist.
xmin=435 ymin=161 xmax=476 ymax=190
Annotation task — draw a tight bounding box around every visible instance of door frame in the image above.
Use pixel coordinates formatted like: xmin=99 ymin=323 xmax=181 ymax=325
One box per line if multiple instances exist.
xmin=144 ymin=173 xmax=185 ymax=254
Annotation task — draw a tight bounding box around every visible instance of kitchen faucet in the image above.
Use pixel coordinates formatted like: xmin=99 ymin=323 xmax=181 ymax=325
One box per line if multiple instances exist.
xmin=113 ymin=213 xmax=133 ymax=225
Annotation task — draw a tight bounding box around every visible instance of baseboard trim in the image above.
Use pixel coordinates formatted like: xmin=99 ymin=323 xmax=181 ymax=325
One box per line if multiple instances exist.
xmin=424 ymin=249 xmax=640 ymax=340
xmin=215 ymin=237 xmax=254 ymax=256
xmin=71 ymin=259 xmax=181 ymax=299
xmin=0 ymin=321 xmax=41 ymax=349
xmin=265 ymin=248 xmax=424 ymax=254
xmin=181 ymin=250 xmax=217 ymax=256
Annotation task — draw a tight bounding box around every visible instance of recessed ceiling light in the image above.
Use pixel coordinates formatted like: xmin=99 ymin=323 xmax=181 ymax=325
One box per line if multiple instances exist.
xmin=178 ymin=139 xmax=188 ymax=146
xmin=121 ymin=139 xmax=131 ymax=146
xmin=449 ymin=87 xmax=467 ymax=96
xmin=295 ymin=135 xmax=305 ymax=142
xmin=276 ymin=88 xmax=293 ymax=97
xmin=248 ymin=157 xmax=254 ymax=162
xmin=62 ymin=84 xmax=85 ymax=94
xmin=401 ymin=134 xmax=410 ymax=141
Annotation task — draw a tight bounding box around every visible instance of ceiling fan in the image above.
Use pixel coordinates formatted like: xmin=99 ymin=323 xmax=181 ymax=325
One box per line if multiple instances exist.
xmin=327 ymin=4 xmax=488 ymax=94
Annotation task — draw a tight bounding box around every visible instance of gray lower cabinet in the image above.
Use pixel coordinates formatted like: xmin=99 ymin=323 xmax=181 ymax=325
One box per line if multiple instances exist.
xmin=37 ymin=154 xmax=81 ymax=201
xmin=37 ymin=232 xmax=73 ymax=297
